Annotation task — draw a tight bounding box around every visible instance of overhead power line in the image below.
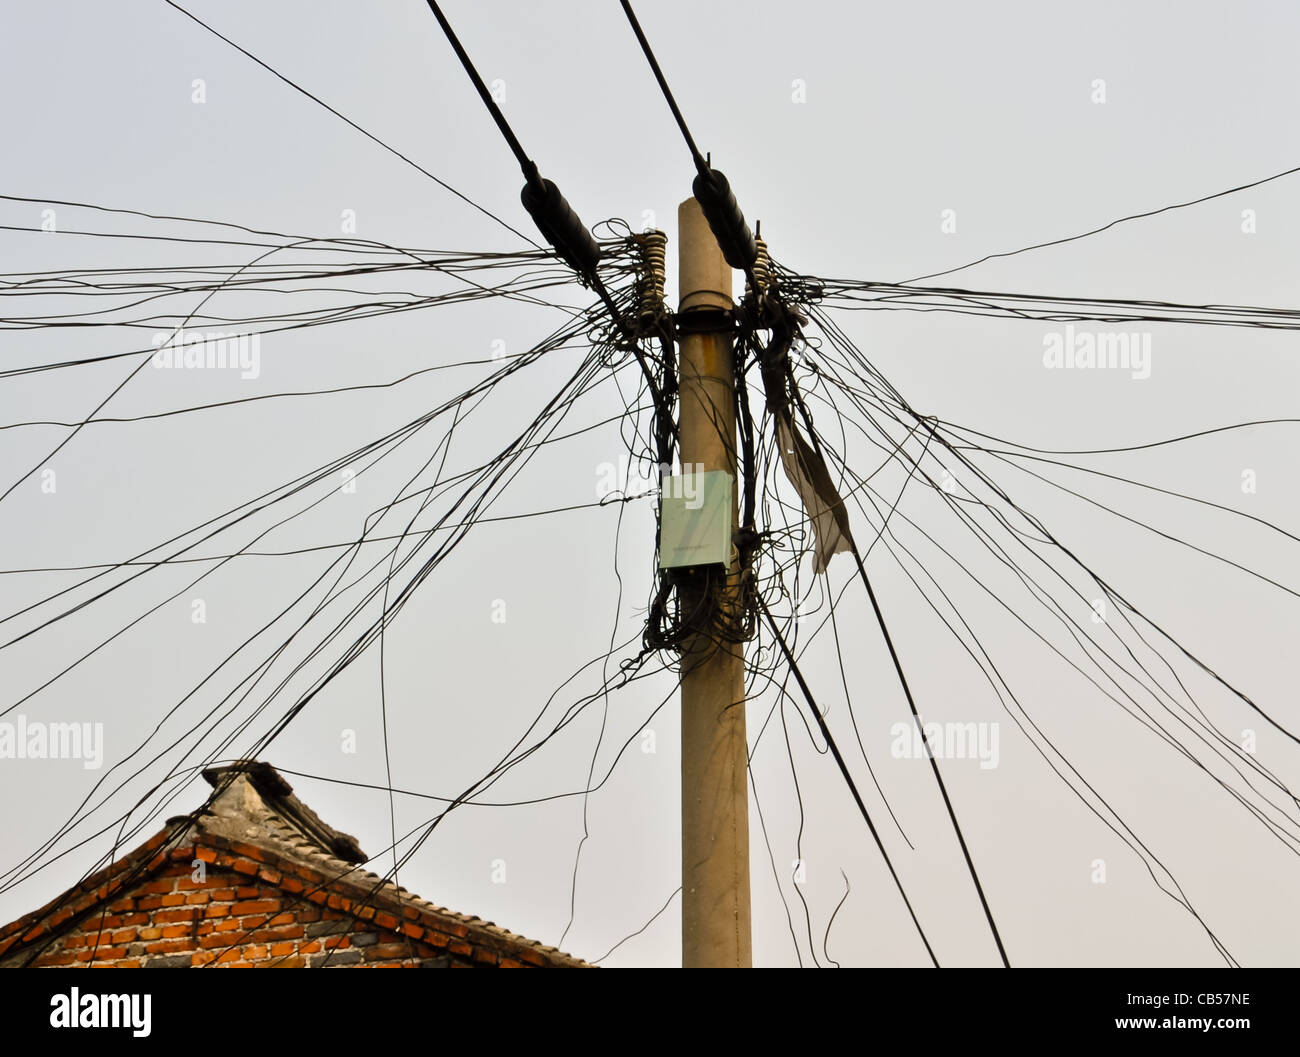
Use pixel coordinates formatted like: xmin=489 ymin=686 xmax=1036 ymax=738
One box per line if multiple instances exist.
xmin=756 ymin=596 xmax=941 ymax=967
xmin=904 ymin=162 xmax=1300 ymax=284
xmin=618 ymin=0 xmax=759 ymax=279
xmin=423 ymin=0 xmax=601 ymax=276
xmin=790 ymin=272 xmax=1300 ymax=332
xmin=420 ymin=0 xmax=676 ymax=452
xmin=160 ymin=0 xmax=540 ymax=247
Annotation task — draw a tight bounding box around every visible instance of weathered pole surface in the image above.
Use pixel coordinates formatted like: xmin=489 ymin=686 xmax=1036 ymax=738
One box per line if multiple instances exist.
xmin=677 ymin=196 xmax=751 ymax=968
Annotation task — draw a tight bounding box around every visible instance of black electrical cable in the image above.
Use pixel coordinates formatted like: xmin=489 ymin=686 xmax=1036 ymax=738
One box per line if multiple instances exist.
xmin=618 ymin=0 xmax=707 ymax=172
xmin=159 ymin=0 xmax=540 ymax=248
xmin=795 ymin=273 xmax=1300 ymax=332
xmin=420 ymin=0 xmax=677 ymax=447
xmin=618 ymin=0 xmax=758 ymax=280
xmin=1 ymin=329 xmax=626 ymax=908
xmin=419 ymin=0 xmax=598 ymax=269
xmin=781 ymin=319 xmax=1013 ymax=967
xmin=590 ymin=887 xmax=681 ymax=964
xmin=795 ymin=302 xmax=1284 ymax=956
xmin=755 ymin=594 xmax=941 ymax=967
xmin=422 ymin=0 xmax=537 ymax=181
xmin=903 ymin=163 xmax=1300 ymax=285
xmin=800 ymin=298 xmax=1300 ymax=875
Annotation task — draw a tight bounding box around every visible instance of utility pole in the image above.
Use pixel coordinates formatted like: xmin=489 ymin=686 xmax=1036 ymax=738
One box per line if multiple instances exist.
xmin=676 ymin=196 xmax=752 ymax=968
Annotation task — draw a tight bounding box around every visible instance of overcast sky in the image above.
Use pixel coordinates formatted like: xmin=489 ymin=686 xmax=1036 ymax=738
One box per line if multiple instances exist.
xmin=1 ymin=0 xmax=1298 ymax=967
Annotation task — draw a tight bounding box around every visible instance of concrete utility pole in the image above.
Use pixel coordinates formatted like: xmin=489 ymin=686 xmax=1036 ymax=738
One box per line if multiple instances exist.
xmin=676 ymin=196 xmax=752 ymax=968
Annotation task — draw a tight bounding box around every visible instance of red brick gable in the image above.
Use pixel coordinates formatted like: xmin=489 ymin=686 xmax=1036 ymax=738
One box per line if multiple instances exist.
xmin=0 ymin=764 xmax=588 ymax=968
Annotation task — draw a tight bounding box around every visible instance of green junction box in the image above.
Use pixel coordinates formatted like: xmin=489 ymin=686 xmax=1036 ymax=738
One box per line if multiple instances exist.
xmin=658 ymin=470 xmax=734 ymax=571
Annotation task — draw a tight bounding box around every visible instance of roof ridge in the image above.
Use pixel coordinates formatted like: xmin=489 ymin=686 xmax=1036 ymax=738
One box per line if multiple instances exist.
xmin=192 ymin=830 xmax=592 ymax=967
xmin=1 ymin=763 xmax=590 ymax=967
